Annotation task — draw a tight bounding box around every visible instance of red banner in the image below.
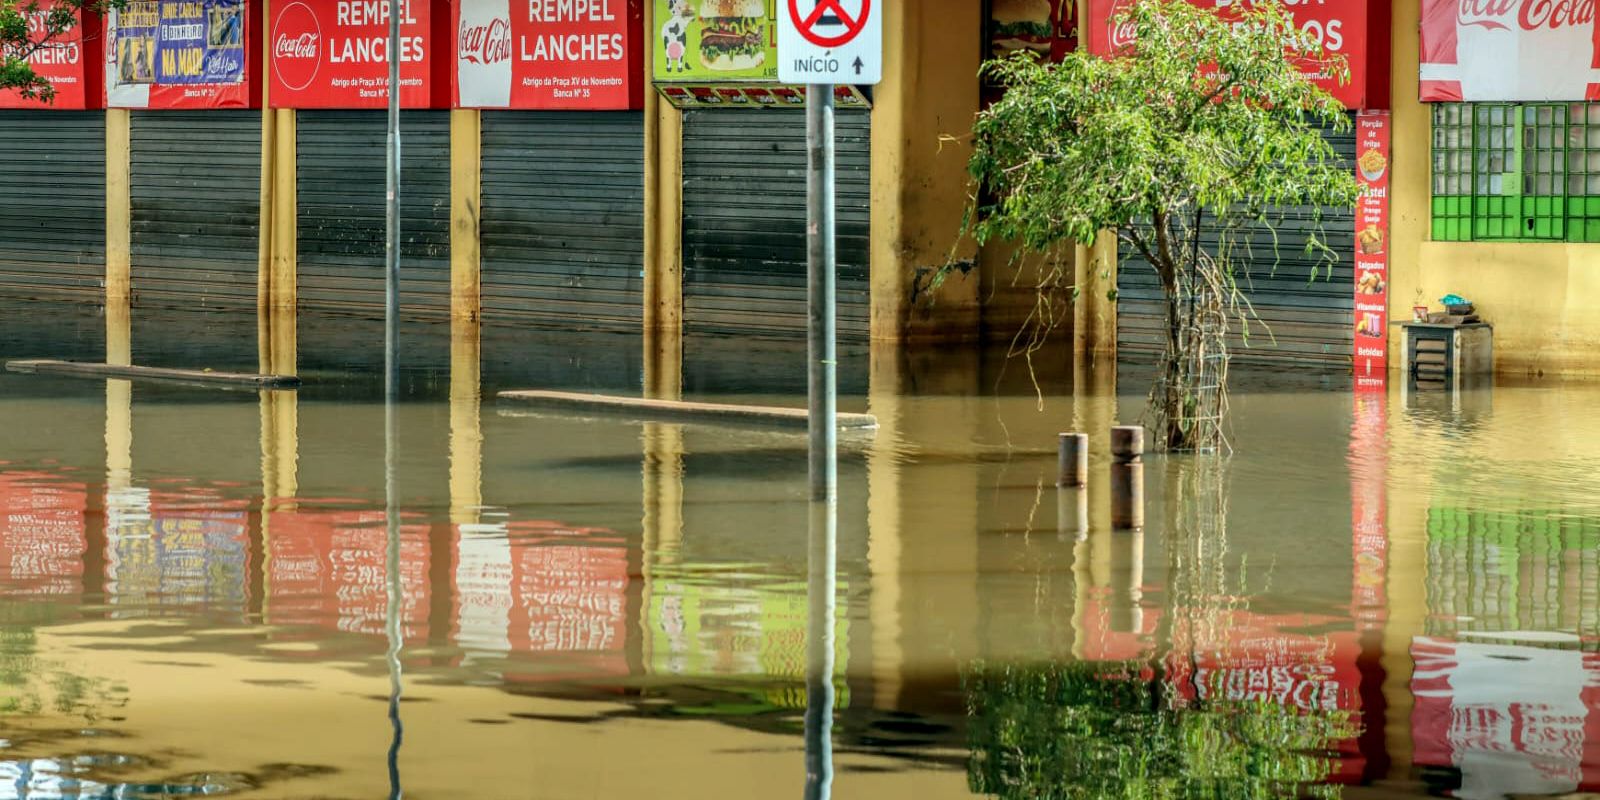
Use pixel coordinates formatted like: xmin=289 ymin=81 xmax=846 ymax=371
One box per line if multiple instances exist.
xmin=453 ymin=0 xmax=642 ymax=109
xmin=1420 ymin=0 xmax=1600 ymax=101
xmin=0 ymin=2 xmax=100 ymax=109
xmin=1084 ymin=0 xmax=1369 ymax=109
xmin=105 ymin=0 xmax=253 ymax=109
xmin=1353 ymin=110 xmax=1390 ymax=384
xmin=269 ymin=0 xmax=441 ymax=108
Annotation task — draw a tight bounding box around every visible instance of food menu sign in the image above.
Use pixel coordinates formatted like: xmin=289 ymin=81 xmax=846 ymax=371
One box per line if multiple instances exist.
xmin=987 ymin=0 xmax=1077 ymax=62
xmin=652 ymin=0 xmax=777 ymax=82
xmin=454 ymin=0 xmax=642 ymax=109
xmin=269 ymin=0 xmax=438 ymax=108
xmin=1084 ymin=0 xmax=1368 ymax=109
xmin=0 ymin=0 xmax=100 ymax=109
xmin=106 ymin=0 xmax=250 ymax=108
xmin=1420 ymin=0 xmax=1600 ymax=101
xmin=1352 ymin=110 xmax=1390 ymax=384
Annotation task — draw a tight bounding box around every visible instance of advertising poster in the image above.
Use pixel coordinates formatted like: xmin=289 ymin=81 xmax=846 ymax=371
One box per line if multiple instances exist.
xmin=987 ymin=0 xmax=1076 ymax=62
xmin=269 ymin=0 xmax=437 ymax=108
xmin=454 ymin=0 xmax=641 ymax=109
xmin=651 ymin=0 xmax=777 ymax=83
xmin=1085 ymin=0 xmax=1368 ymax=109
xmin=1421 ymin=0 xmax=1600 ymax=101
xmin=0 ymin=0 xmax=99 ymax=109
xmin=106 ymin=0 xmax=250 ymax=108
xmin=1353 ymin=110 xmax=1390 ymax=383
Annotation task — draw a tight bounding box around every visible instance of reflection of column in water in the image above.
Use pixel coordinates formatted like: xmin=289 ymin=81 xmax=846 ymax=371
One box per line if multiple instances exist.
xmin=1056 ymin=487 xmax=1087 ymax=541
xmin=804 ymin=499 xmax=837 ymax=800
xmin=1110 ymin=528 xmax=1144 ymax=635
xmin=639 ymin=420 xmax=684 ymax=676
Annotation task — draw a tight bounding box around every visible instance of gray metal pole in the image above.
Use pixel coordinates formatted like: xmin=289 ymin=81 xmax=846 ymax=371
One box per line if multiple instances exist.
xmin=803 ymin=498 xmax=837 ymax=800
xmin=384 ymin=0 xmax=402 ymax=406
xmin=383 ymin=2 xmax=404 ymax=798
xmin=806 ymin=84 xmax=837 ymax=503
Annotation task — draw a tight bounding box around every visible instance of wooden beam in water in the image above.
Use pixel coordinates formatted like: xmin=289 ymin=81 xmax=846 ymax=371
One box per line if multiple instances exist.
xmin=498 ymin=390 xmax=878 ymax=431
xmin=5 ymin=360 xmax=302 ymax=389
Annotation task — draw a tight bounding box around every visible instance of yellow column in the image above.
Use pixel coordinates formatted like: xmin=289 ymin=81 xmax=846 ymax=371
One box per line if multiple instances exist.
xmin=449 ymin=318 xmax=483 ymax=525
xmin=452 ymin=110 xmax=483 ymax=321
xmin=1074 ymin=235 xmax=1119 ymax=364
xmin=868 ymin=0 xmax=983 ymax=342
xmin=270 ymin=110 xmax=297 ymax=310
xmin=258 ymin=0 xmax=276 ymax=315
xmin=638 ymin=420 xmax=685 ymax=675
xmin=1386 ymin=0 xmax=1427 ymax=373
xmin=106 ymin=109 xmax=131 ymax=305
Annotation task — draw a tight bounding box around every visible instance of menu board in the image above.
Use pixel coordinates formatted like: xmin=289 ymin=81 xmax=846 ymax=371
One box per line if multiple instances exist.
xmin=652 ymin=0 xmax=777 ymax=83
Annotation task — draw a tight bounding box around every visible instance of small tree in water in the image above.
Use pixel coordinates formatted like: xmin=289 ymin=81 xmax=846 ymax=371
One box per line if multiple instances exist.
xmin=959 ymin=0 xmax=1358 ymax=451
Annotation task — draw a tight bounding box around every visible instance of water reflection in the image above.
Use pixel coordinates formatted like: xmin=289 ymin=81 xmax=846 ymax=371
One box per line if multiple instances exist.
xmin=1 ymin=300 xmax=1600 ymax=796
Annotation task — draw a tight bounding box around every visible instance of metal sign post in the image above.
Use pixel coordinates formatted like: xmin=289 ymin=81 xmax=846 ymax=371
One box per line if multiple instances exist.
xmin=804 ymin=86 xmax=837 ymax=504
xmin=383 ymin=1 xmax=404 ymax=798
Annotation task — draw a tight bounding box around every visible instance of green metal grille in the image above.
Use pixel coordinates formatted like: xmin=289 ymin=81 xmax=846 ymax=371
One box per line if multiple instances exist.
xmin=1433 ymin=102 xmax=1600 ymax=242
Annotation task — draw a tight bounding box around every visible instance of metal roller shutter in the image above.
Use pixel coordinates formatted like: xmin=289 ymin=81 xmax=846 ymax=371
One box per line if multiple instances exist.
xmin=682 ymin=109 xmax=871 ymax=341
xmin=297 ymin=110 xmax=451 ymax=315
xmin=130 ymin=111 xmax=261 ymax=309
xmin=0 ymin=111 xmax=106 ymax=298
xmin=480 ymin=111 xmax=645 ymax=331
xmin=1117 ymin=118 xmax=1357 ymax=368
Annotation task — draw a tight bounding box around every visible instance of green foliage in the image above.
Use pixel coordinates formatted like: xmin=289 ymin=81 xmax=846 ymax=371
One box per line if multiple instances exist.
xmin=1 ymin=0 xmax=109 ymax=102
xmin=964 ymin=661 xmax=1357 ymax=800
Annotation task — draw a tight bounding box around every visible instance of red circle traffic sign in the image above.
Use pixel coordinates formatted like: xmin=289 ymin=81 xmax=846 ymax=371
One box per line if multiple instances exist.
xmin=788 ymin=0 xmax=871 ymax=48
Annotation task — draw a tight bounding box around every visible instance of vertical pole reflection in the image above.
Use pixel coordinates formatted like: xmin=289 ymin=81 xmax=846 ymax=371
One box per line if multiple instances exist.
xmin=805 ymin=497 xmax=837 ymax=800
xmin=385 ymin=396 xmax=404 ymax=799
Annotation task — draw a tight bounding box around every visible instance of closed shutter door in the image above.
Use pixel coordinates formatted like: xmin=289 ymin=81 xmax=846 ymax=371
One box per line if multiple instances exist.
xmin=480 ymin=111 xmax=644 ymax=331
xmin=297 ymin=110 xmax=451 ymax=315
xmin=131 ymin=111 xmax=261 ymax=309
xmin=0 ymin=111 xmax=105 ymax=298
xmin=682 ymin=109 xmax=871 ymax=341
xmin=1117 ymin=118 xmax=1356 ymax=367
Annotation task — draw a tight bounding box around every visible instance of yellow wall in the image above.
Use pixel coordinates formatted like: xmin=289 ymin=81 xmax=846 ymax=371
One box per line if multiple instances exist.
xmin=1389 ymin=2 xmax=1600 ymax=377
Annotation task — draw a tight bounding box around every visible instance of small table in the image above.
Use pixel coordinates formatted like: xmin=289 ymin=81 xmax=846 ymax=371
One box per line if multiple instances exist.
xmin=1399 ymin=322 xmax=1493 ymax=388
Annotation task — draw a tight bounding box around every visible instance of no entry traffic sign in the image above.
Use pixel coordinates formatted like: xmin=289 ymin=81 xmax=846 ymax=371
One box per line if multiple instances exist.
xmin=779 ymin=0 xmax=883 ymax=85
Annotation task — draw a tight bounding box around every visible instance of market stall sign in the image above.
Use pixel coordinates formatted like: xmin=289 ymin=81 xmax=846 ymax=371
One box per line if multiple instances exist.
xmin=106 ymin=0 xmax=251 ymax=108
xmin=269 ymin=0 xmax=439 ymax=108
xmin=1420 ymin=0 xmax=1600 ymax=101
xmin=655 ymin=82 xmax=868 ymax=108
xmin=0 ymin=0 xmax=100 ymax=109
xmin=454 ymin=0 xmax=642 ymax=109
xmin=653 ymin=0 xmax=777 ymax=83
xmin=1084 ymin=0 xmax=1368 ymax=109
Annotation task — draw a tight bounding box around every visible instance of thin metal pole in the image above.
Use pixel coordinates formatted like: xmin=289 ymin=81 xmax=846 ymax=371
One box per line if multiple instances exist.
xmin=806 ymin=84 xmax=837 ymax=503
xmin=804 ymin=498 xmax=837 ymax=800
xmin=383 ymin=1 xmax=403 ymax=797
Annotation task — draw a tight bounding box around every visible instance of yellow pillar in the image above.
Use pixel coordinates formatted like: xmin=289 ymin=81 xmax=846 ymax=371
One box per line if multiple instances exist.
xmin=452 ymin=110 xmax=483 ymax=321
xmin=106 ymin=109 xmax=131 ymax=305
xmin=449 ymin=318 xmax=483 ymax=525
xmin=1386 ymin=0 xmax=1427 ymax=373
xmin=270 ymin=110 xmax=297 ymax=310
xmin=1074 ymin=235 xmax=1119 ymax=364
xmin=868 ymin=0 xmax=982 ymax=342
xmin=258 ymin=0 xmax=276 ymax=315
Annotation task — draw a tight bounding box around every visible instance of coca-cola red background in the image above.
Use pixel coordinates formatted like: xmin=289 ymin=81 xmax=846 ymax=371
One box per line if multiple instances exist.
xmin=1084 ymin=0 xmax=1379 ymax=109
xmin=1421 ymin=0 xmax=1600 ymax=101
xmin=453 ymin=0 xmax=642 ymax=110
xmin=269 ymin=0 xmax=450 ymax=109
xmin=0 ymin=1 xmax=103 ymax=109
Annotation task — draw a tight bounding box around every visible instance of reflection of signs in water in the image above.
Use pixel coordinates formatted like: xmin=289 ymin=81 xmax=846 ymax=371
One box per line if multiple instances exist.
xmin=208 ymin=6 xmax=242 ymax=47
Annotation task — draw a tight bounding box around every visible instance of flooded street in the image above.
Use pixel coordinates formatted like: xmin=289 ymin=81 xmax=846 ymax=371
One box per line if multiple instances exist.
xmin=1 ymin=298 xmax=1598 ymax=798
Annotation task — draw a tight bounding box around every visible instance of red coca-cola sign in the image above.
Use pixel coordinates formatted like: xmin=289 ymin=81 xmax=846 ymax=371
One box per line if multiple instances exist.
xmin=1422 ymin=0 xmax=1600 ymax=100
xmin=272 ymin=2 xmax=322 ymax=92
xmin=459 ymin=17 xmax=512 ymax=64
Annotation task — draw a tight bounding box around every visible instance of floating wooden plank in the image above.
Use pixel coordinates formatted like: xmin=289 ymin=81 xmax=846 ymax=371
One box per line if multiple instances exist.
xmin=498 ymin=390 xmax=877 ymax=431
xmin=5 ymin=360 xmax=301 ymax=389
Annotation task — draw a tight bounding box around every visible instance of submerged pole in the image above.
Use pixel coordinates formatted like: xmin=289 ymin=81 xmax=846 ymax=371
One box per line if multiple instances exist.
xmin=1057 ymin=432 xmax=1088 ymax=488
xmin=806 ymin=84 xmax=837 ymax=503
xmin=1110 ymin=426 xmax=1145 ymax=530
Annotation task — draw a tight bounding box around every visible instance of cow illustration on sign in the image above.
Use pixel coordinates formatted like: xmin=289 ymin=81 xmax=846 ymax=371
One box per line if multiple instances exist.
xmin=661 ymin=0 xmax=695 ymax=73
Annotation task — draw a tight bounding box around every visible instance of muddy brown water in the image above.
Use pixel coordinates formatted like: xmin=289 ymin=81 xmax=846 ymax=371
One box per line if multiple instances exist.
xmin=0 ymin=299 xmax=1598 ymax=798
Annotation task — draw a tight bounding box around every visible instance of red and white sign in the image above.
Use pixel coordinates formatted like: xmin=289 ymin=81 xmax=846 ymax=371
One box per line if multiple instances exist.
xmin=269 ymin=0 xmax=437 ymax=108
xmin=1352 ymin=110 xmax=1390 ymax=383
xmin=453 ymin=0 xmax=639 ymax=109
xmin=777 ymin=0 xmax=883 ymax=84
xmin=1085 ymin=0 xmax=1369 ymax=108
xmin=0 ymin=1 xmax=99 ymax=109
xmin=1421 ymin=0 xmax=1600 ymax=101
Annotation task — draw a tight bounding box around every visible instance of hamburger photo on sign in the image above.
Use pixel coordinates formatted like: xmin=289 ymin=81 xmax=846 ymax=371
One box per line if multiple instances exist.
xmin=700 ymin=0 xmax=767 ymax=71
xmin=990 ymin=0 xmax=1054 ymax=56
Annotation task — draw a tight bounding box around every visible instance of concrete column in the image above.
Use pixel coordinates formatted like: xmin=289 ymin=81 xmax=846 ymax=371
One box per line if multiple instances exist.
xmin=449 ymin=319 xmax=483 ymax=526
xmin=106 ymin=109 xmax=131 ymax=306
xmin=451 ymin=110 xmax=482 ymax=321
xmin=1073 ymin=235 xmax=1118 ymax=364
xmin=269 ymin=110 xmax=297 ymax=310
xmin=868 ymin=0 xmax=982 ymax=342
xmin=1386 ymin=0 xmax=1427 ymax=374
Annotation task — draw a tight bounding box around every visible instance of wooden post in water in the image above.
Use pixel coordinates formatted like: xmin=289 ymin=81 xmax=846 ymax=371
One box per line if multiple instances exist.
xmin=1110 ymin=426 xmax=1144 ymax=530
xmin=1057 ymin=432 xmax=1088 ymax=488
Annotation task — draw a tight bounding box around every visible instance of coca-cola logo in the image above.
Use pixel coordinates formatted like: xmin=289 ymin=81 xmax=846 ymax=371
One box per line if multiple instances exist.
xmin=1108 ymin=0 xmax=1137 ymax=49
xmin=272 ymin=1 xmax=321 ymax=92
xmin=1458 ymin=0 xmax=1596 ymax=30
xmin=459 ymin=17 xmax=512 ymax=65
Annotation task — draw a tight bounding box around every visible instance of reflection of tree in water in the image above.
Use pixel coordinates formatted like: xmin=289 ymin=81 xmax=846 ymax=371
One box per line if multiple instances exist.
xmin=965 ymin=462 xmax=1358 ymax=799
xmin=0 ymin=604 xmax=122 ymax=723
